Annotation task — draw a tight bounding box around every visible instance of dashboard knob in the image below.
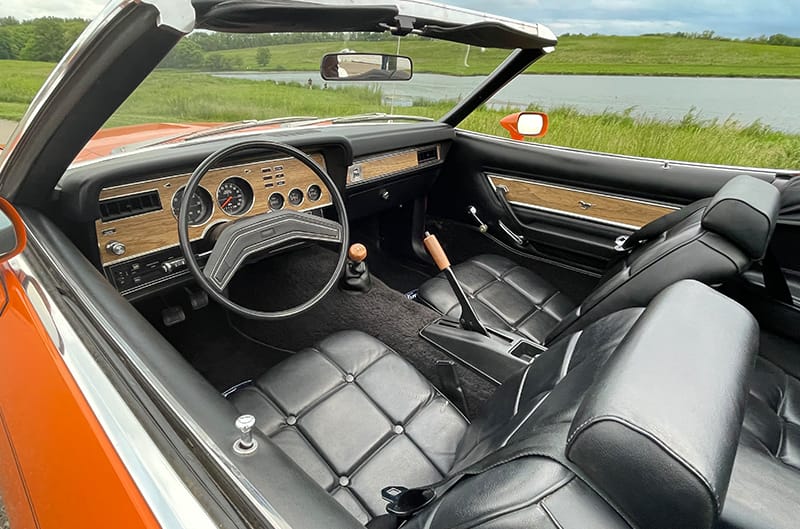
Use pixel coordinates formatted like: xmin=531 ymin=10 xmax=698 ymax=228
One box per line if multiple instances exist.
xmin=106 ymin=241 xmax=126 ymax=256
xmin=161 ymin=258 xmax=186 ymax=274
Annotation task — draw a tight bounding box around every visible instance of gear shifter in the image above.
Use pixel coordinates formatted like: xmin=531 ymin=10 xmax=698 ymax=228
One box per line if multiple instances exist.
xmin=340 ymin=243 xmax=372 ymax=292
xmin=423 ymin=232 xmax=488 ymax=335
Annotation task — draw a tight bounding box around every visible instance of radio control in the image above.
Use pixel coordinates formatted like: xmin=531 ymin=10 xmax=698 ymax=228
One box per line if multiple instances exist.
xmin=106 ymin=241 xmax=126 ymax=256
xmin=161 ymin=258 xmax=186 ymax=274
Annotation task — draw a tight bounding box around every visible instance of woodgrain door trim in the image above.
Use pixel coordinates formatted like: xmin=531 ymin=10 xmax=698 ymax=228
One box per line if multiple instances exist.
xmin=488 ymin=174 xmax=678 ymax=230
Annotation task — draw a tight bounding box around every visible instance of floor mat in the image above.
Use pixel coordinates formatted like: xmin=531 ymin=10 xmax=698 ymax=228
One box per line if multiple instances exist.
xmin=227 ymin=244 xmax=497 ymax=414
xmin=137 ymin=296 xmax=290 ymax=393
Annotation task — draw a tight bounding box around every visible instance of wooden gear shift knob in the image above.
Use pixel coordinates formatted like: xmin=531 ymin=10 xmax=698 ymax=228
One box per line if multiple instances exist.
xmin=348 ymin=243 xmax=368 ymax=263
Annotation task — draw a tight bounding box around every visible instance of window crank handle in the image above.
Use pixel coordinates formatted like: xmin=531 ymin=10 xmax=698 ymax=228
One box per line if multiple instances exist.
xmin=467 ymin=206 xmax=488 ymax=233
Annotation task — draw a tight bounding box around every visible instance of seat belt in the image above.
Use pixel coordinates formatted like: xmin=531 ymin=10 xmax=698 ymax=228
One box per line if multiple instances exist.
xmin=617 ymin=198 xmax=711 ymax=253
xmin=380 ymin=424 xmax=570 ymax=525
xmin=762 ymin=247 xmax=793 ymax=304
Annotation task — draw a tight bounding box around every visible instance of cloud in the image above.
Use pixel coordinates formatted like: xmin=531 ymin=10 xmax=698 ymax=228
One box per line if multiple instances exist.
xmin=0 ymin=0 xmax=797 ymax=38
xmin=0 ymin=0 xmax=104 ymax=20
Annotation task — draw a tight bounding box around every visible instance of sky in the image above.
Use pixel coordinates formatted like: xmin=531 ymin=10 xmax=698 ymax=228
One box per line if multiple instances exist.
xmin=0 ymin=0 xmax=797 ymax=38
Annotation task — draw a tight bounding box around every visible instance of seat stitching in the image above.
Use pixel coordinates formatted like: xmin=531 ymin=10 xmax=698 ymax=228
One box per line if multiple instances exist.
xmin=540 ymin=501 xmax=566 ymax=529
xmin=566 ymin=415 xmax=721 ymax=511
xmin=314 ymin=343 xmax=448 ymax=476
xmin=469 ymin=258 xmax=508 ymax=279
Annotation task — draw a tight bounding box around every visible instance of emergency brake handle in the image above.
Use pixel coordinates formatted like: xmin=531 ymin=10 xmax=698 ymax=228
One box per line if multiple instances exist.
xmin=423 ymin=232 xmax=488 ymax=336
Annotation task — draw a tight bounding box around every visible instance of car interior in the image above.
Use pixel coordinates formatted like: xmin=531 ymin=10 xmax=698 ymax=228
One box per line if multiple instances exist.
xmin=24 ymin=112 xmax=796 ymax=528
xmin=8 ymin=3 xmax=800 ymax=528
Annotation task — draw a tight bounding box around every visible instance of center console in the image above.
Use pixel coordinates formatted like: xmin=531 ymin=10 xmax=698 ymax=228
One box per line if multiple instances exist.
xmin=419 ymin=232 xmax=546 ymax=384
xmin=420 ymin=318 xmax=546 ymax=384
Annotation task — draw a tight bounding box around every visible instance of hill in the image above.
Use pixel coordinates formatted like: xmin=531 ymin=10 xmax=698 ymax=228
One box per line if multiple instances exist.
xmin=214 ymin=34 xmax=800 ymax=78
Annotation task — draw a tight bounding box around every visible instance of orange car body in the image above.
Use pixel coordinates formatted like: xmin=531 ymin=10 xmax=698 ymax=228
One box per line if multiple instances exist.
xmin=0 ymin=197 xmax=158 ymax=528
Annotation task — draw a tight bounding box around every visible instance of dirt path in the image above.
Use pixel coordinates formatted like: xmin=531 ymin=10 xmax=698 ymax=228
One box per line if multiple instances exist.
xmin=0 ymin=120 xmax=18 ymax=144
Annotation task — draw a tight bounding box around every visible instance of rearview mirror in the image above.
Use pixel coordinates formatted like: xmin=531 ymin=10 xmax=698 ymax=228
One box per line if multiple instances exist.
xmin=320 ymin=53 xmax=413 ymax=81
xmin=0 ymin=198 xmax=26 ymax=265
xmin=500 ymin=112 xmax=549 ymax=141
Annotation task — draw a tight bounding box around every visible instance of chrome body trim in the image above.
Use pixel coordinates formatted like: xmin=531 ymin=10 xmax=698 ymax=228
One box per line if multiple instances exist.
xmin=20 ymin=228 xmax=294 ymax=529
xmin=8 ymin=252 xmax=217 ymax=529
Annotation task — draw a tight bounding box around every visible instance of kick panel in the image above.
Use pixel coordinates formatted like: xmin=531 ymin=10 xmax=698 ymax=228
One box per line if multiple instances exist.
xmin=489 ymin=175 xmax=676 ymax=229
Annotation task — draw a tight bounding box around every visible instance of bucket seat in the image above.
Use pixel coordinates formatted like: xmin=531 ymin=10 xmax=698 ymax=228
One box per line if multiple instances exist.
xmin=417 ymin=174 xmax=779 ymax=344
xmin=229 ymin=281 xmax=760 ymax=528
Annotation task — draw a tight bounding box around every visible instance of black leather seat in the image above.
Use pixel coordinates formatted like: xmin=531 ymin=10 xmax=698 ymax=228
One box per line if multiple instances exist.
xmin=418 ymin=174 xmax=780 ymax=344
xmin=229 ymin=331 xmax=468 ymax=523
xmin=230 ymin=281 xmax=759 ymax=528
xmin=721 ymin=332 xmax=800 ymax=529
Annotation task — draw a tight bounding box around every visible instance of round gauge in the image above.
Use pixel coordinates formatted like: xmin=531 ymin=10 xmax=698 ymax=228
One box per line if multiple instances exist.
xmin=172 ymin=186 xmax=213 ymax=226
xmin=268 ymin=192 xmax=285 ymax=211
xmin=288 ymin=188 xmax=304 ymax=206
xmin=217 ymin=177 xmax=254 ymax=216
xmin=307 ymin=184 xmax=322 ymax=202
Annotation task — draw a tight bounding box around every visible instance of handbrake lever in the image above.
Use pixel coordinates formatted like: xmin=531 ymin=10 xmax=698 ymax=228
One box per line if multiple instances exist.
xmin=423 ymin=232 xmax=488 ymax=336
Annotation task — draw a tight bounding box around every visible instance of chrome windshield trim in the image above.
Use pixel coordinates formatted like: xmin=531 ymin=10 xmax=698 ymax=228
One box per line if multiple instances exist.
xmin=8 ymin=252 xmax=217 ymax=529
xmin=20 ymin=228 xmax=294 ymax=529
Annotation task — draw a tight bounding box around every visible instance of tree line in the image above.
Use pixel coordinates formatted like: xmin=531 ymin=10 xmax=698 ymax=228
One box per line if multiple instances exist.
xmin=2 ymin=16 xmax=798 ymax=67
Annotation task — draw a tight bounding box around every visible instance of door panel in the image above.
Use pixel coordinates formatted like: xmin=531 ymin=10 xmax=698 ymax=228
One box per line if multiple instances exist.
xmin=429 ymin=130 xmax=780 ymax=273
xmin=489 ymin=175 xmax=676 ymax=230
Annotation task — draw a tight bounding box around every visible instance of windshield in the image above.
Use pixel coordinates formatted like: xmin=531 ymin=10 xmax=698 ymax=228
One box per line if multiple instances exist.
xmin=104 ymin=32 xmax=512 ymax=135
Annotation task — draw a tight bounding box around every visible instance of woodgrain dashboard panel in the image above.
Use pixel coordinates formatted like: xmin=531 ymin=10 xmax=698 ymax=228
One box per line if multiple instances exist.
xmin=489 ymin=175 xmax=676 ymax=229
xmin=96 ymin=154 xmax=330 ymax=266
xmin=347 ymin=144 xmax=441 ymax=185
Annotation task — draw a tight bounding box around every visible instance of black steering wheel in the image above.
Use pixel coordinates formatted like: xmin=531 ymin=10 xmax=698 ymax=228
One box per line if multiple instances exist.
xmin=178 ymin=140 xmax=349 ymax=320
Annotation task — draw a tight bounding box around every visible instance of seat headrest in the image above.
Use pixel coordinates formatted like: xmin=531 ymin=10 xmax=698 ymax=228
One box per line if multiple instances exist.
xmin=566 ymin=280 xmax=758 ymax=529
xmin=701 ymin=175 xmax=779 ymax=259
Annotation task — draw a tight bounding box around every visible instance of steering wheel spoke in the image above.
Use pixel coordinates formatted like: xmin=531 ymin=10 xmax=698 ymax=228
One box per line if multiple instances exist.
xmin=203 ymin=210 xmax=343 ymax=290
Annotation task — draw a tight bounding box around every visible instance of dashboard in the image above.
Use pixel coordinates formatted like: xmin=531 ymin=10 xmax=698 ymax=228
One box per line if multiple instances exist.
xmin=57 ymin=124 xmax=452 ymax=299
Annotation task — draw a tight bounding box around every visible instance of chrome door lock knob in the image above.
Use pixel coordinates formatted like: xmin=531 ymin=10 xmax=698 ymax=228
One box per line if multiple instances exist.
xmin=233 ymin=414 xmax=258 ymax=455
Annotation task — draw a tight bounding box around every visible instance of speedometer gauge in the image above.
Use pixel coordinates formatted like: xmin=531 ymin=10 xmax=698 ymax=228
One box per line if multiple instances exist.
xmin=171 ymin=186 xmax=213 ymax=226
xmin=217 ymin=177 xmax=254 ymax=216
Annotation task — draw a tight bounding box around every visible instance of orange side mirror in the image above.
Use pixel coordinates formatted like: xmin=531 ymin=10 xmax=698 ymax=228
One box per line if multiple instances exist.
xmin=500 ymin=111 xmax=549 ymax=141
xmin=0 ymin=197 xmax=26 ymax=265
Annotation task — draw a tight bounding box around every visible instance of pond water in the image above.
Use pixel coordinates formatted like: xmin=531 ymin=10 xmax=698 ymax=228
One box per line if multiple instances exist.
xmin=214 ymin=71 xmax=800 ymax=133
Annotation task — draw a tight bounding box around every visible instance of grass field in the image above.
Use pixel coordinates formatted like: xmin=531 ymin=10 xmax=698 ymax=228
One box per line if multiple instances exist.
xmin=217 ymin=35 xmax=800 ymax=78
xmin=1 ymin=60 xmax=799 ymax=168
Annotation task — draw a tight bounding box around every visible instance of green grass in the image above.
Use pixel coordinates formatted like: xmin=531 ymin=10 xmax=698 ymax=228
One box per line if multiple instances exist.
xmin=1 ymin=60 xmax=799 ymax=168
xmin=217 ymin=35 xmax=800 ymax=78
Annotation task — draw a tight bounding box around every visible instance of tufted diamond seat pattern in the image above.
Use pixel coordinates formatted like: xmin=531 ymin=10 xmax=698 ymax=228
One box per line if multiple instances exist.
xmin=417 ymin=254 xmax=574 ymax=343
xmin=229 ymin=330 xmax=468 ymax=524
xmin=743 ymin=356 xmax=800 ymax=470
xmin=720 ymin=332 xmax=800 ymax=529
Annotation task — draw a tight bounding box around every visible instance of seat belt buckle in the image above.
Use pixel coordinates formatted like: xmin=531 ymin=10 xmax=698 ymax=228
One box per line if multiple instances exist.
xmin=381 ymin=486 xmax=436 ymax=518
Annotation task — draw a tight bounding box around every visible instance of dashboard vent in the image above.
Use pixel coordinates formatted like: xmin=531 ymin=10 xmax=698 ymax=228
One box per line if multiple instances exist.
xmin=99 ymin=190 xmax=162 ymax=222
xmin=417 ymin=147 xmax=438 ymax=164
